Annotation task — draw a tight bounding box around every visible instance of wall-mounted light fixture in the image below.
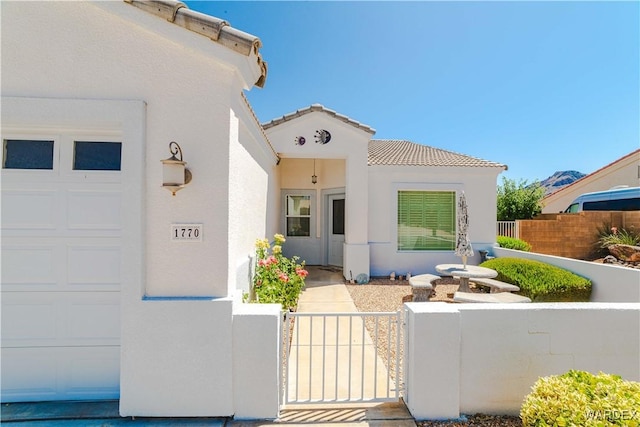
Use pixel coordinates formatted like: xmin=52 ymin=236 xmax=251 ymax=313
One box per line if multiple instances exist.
xmin=161 ymin=141 xmax=192 ymax=196
xmin=312 ymin=159 xmax=317 ymax=185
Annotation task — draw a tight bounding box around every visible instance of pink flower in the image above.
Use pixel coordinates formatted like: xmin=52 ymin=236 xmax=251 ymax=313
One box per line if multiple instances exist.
xmin=296 ymin=268 xmax=308 ymax=279
xmin=278 ymin=272 xmax=289 ymax=282
xmin=258 ymin=259 xmax=267 ymax=267
xmin=267 ymin=255 xmax=278 ymax=265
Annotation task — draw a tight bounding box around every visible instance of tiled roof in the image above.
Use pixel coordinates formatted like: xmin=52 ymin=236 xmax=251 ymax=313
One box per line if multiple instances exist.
xmin=124 ymin=0 xmax=267 ymax=87
xmin=368 ymin=139 xmax=507 ymax=168
xmin=262 ymin=104 xmax=376 ymax=135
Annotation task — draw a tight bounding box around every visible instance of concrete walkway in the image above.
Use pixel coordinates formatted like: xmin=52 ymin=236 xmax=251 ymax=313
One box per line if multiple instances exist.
xmin=285 ymin=267 xmax=397 ymax=403
xmin=2 ymin=267 xmax=415 ymax=427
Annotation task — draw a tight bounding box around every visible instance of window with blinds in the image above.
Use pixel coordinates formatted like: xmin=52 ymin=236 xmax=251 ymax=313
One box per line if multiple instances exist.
xmin=397 ymin=191 xmax=456 ymax=251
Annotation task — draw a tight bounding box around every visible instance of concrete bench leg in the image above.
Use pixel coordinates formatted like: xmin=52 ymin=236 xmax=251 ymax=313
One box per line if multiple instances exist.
xmin=409 ymin=274 xmax=439 ymax=302
xmin=412 ymin=286 xmax=432 ymax=302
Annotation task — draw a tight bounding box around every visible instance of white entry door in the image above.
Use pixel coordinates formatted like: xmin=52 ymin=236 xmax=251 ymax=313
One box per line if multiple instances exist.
xmin=327 ymin=194 xmax=345 ymax=266
xmin=1 ymin=135 xmax=123 ymax=402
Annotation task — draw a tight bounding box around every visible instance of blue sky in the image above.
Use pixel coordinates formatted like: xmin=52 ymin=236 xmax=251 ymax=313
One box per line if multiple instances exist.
xmin=186 ymin=1 xmax=639 ymax=184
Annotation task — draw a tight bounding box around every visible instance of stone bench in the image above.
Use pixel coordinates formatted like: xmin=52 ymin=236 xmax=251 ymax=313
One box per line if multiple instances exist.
xmin=470 ymin=278 xmax=520 ymax=294
xmin=408 ymin=274 xmax=439 ymax=302
xmin=453 ymin=291 xmax=531 ymax=303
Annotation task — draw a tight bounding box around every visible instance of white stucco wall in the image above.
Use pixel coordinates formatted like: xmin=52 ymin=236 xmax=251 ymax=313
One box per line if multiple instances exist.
xmin=228 ymin=98 xmax=280 ymax=297
xmin=2 ymin=1 xmax=276 ymax=417
xmin=368 ymin=166 xmax=502 ymax=277
xmin=232 ymin=303 xmax=282 ymax=419
xmin=542 ymin=150 xmax=640 ymax=213
xmin=405 ymin=302 xmax=640 ymax=419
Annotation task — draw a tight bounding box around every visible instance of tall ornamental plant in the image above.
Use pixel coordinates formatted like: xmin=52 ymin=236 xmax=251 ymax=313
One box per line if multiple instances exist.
xmin=253 ymin=234 xmax=308 ymax=311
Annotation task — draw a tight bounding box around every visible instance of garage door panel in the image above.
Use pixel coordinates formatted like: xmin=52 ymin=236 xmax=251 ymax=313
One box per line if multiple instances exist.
xmin=1 ymin=245 xmax=58 ymax=286
xmin=2 ymin=239 xmax=121 ymax=291
xmin=2 ymin=292 xmax=120 ymax=348
xmin=1 ymin=300 xmax=57 ymax=342
xmin=67 ymin=190 xmax=121 ymax=230
xmin=66 ymin=349 xmax=120 ymax=396
xmin=1 ymin=347 xmax=120 ymax=402
xmin=68 ymin=245 xmax=121 ymax=286
xmin=68 ymin=300 xmax=120 ymax=341
xmin=1 ymin=190 xmax=58 ymax=230
xmin=0 ymin=350 xmax=59 ymax=400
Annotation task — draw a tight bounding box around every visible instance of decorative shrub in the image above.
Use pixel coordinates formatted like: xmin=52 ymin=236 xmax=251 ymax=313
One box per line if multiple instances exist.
xmin=521 ymin=370 xmax=640 ymax=427
xmin=598 ymin=226 xmax=640 ymax=248
xmin=479 ymin=257 xmax=591 ymax=302
xmin=253 ymin=234 xmax=308 ymax=311
xmin=497 ymin=235 xmax=532 ymax=251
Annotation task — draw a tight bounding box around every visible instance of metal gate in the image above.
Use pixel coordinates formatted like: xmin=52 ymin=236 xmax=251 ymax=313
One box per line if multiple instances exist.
xmin=282 ymin=311 xmax=403 ymax=404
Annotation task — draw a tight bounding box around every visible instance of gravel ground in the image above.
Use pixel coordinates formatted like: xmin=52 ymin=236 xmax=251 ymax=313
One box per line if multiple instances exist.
xmin=345 ymin=278 xmax=523 ymax=427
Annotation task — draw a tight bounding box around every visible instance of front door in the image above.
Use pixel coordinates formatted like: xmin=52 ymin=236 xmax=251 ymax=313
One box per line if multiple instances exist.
xmin=327 ymin=194 xmax=345 ymax=266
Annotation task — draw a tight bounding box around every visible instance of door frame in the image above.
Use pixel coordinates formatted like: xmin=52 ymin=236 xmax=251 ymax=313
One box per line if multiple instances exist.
xmin=321 ymin=187 xmax=345 ymax=266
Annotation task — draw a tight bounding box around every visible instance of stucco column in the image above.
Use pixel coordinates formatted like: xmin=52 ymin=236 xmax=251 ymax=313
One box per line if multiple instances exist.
xmin=344 ymin=150 xmax=370 ymax=278
xmin=404 ymin=302 xmax=461 ymax=420
xmin=232 ymin=303 xmax=282 ymax=419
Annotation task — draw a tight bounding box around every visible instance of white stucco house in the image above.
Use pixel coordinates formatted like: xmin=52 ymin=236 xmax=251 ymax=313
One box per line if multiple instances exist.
xmin=1 ymin=0 xmax=505 ymax=417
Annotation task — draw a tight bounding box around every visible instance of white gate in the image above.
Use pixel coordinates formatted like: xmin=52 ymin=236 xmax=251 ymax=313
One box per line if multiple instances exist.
xmin=497 ymin=221 xmax=519 ymax=239
xmin=282 ymin=311 xmax=403 ymax=404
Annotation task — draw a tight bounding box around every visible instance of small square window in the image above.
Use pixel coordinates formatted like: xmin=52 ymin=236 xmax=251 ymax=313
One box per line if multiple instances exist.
xmin=74 ymin=141 xmax=122 ymax=171
xmin=3 ymin=139 xmax=54 ymax=170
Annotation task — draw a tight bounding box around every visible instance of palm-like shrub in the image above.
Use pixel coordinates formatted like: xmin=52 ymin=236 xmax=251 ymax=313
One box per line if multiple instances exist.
xmin=598 ymin=228 xmax=640 ymax=248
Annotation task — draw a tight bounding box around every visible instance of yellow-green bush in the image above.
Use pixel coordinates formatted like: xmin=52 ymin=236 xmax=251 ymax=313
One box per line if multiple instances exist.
xmin=521 ymin=370 xmax=640 ymax=426
xmin=497 ymin=235 xmax=532 ymax=251
xmin=479 ymin=257 xmax=591 ymax=302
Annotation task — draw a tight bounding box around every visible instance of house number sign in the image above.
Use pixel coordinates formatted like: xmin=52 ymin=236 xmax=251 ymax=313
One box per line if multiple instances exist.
xmin=171 ymin=223 xmax=203 ymax=242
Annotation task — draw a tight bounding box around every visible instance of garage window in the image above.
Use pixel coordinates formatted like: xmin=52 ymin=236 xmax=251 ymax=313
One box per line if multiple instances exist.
xmin=3 ymin=139 xmax=54 ymax=170
xmin=74 ymin=141 xmax=122 ymax=171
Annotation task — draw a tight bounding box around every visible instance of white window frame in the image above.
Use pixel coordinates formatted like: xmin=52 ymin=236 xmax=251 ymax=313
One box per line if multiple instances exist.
xmin=281 ymin=189 xmax=316 ymax=239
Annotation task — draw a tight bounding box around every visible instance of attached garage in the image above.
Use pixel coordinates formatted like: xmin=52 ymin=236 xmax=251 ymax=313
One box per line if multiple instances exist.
xmin=1 ymin=97 xmax=144 ymax=402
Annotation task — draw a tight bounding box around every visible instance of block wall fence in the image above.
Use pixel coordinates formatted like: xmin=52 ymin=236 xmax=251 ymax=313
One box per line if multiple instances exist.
xmin=516 ymin=211 xmax=640 ymax=260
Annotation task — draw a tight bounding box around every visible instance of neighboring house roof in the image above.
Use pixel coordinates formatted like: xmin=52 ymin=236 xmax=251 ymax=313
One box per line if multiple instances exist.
xmin=262 ymin=104 xmax=376 ymax=135
xmin=368 ymin=139 xmax=507 ymax=168
xmin=124 ymin=0 xmax=267 ymax=88
xmin=543 ymin=148 xmax=640 ymax=200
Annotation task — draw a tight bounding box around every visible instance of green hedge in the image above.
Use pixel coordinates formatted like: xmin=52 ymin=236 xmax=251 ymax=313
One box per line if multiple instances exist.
xmin=497 ymin=235 xmax=532 ymax=251
xmin=521 ymin=370 xmax=640 ymax=427
xmin=479 ymin=257 xmax=591 ymax=302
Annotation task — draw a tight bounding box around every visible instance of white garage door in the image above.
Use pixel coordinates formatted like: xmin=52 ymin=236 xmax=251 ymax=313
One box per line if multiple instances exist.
xmin=2 ymin=135 xmax=123 ymax=402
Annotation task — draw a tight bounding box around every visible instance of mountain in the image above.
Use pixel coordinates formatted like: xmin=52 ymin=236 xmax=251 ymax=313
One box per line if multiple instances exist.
xmin=539 ymin=170 xmax=586 ymax=196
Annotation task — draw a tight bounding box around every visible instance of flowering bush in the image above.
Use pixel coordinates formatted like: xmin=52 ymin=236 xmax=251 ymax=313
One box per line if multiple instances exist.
xmin=253 ymin=234 xmax=307 ymax=310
